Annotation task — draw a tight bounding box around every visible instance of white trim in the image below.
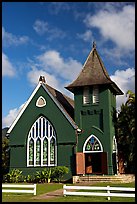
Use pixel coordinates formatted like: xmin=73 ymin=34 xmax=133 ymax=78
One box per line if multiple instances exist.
xmin=83 ymin=134 xmax=103 ymax=153
xmin=7 ymin=82 xmax=41 ymax=134
xmin=7 ymin=82 xmax=77 ymax=134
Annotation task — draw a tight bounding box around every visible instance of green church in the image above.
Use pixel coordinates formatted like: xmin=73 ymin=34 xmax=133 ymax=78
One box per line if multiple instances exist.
xmin=7 ymin=43 xmax=123 ymax=180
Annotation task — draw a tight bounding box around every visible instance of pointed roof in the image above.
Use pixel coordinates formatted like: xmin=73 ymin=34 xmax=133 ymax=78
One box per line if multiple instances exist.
xmin=65 ymin=42 xmax=123 ymax=95
xmin=7 ymin=79 xmax=77 ymax=134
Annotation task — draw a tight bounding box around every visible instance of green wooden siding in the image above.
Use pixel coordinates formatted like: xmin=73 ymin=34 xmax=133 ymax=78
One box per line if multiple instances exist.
xmin=74 ymin=85 xmax=116 ymax=175
xmin=9 ymin=85 xmax=76 ymax=180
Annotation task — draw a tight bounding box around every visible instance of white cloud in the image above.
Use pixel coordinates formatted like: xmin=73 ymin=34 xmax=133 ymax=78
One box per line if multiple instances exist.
xmin=2 ymin=27 xmax=29 ymax=47
xmin=110 ymin=68 xmax=135 ymax=110
xmin=33 ymin=20 xmax=66 ymax=40
xmin=33 ymin=20 xmax=49 ymax=35
xmin=2 ymin=52 xmax=16 ymax=77
xmin=77 ymin=30 xmax=93 ymax=42
xmin=49 ymin=2 xmax=70 ymax=15
xmin=84 ymin=4 xmax=135 ymax=51
xmin=2 ymin=103 xmax=25 ymax=128
xmin=37 ymin=50 xmax=82 ymax=81
xmin=27 ymin=67 xmax=60 ymax=90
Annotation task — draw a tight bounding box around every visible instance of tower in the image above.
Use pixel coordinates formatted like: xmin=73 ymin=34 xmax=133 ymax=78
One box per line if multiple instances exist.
xmin=66 ymin=42 xmax=123 ymax=175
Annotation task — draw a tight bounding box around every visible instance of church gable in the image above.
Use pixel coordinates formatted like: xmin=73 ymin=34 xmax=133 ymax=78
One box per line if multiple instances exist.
xmin=8 ymin=80 xmax=77 ymax=133
xmin=8 ymin=79 xmax=77 ymax=147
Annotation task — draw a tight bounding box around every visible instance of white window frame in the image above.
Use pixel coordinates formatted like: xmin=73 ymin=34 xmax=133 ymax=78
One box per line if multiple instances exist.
xmin=92 ymin=86 xmax=99 ymax=104
xmin=83 ymin=134 xmax=103 ymax=153
xmin=83 ymin=87 xmax=90 ymax=104
xmin=36 ymin=96 xmax=46 ymax=107
xmin=27 ymin=116 xmax=57 ymax=167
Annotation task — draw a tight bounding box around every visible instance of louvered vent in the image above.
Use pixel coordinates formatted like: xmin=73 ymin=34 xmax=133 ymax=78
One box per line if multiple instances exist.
xmin=83 ymin=87 xmax=90 ymax=104
xmin=93 ymin=86 xmax=99 ymax=104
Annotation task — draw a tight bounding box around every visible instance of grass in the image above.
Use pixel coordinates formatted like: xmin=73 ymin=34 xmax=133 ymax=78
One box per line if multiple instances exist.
xmin=2 ymin=182 xmax=135 ymax=202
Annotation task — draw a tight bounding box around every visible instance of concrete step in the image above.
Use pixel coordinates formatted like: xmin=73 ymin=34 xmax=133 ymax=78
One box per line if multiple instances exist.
xmin=73 ymin=175 xmax=125 ymax=183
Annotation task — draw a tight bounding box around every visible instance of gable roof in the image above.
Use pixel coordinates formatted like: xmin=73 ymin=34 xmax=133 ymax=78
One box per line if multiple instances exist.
xmin=7 ymin=81 xmax=78 ymax=134
xmin=65 ymin=43 xmax=123 ymax=95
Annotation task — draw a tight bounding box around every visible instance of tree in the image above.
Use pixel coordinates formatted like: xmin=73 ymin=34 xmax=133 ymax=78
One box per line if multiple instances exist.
xmin=2 ymin=136 xmax=10 ymax=176
xmin=2 ymin=127 xmax=10 ymax=176
xmin=115 ymin=90 xmax=135 ymax=173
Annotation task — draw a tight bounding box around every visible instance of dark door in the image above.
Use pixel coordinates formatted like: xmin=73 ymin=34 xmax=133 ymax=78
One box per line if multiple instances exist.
xmin=85 ymin=153 xmax=102 ymax=174
xmin=101 ymin=152 xmax=108 ymax=174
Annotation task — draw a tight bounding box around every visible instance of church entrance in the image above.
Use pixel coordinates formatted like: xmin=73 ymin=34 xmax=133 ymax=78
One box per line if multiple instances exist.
xmin=76 ymin=135 xmax=108 ymax=175
xmin=83 ymin=134 xmax=108 ymax=175
xmin=85 ymin=153 xmax=101 ymax=174
xmin=85 ymin=152 xmax=108 ymax=174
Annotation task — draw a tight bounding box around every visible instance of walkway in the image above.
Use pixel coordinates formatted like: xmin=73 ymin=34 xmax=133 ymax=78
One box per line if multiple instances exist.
xmin=32 ymin=188 xmax=63 ymax=200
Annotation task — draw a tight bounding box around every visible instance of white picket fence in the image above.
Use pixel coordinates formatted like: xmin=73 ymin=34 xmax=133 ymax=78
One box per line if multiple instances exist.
xmin=2 ymin=184 xmax=37 ymax=195
xmin=63 ymin=185 xmax=135 ymax=200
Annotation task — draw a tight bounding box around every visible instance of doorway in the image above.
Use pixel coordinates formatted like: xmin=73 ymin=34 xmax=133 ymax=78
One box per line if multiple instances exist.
xmin=85 ymin=153 xmax=102 ymax=174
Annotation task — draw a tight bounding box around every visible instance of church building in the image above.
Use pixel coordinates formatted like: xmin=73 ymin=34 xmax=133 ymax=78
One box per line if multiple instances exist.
xmin=7 ymin=43 xmax=123 ymax=180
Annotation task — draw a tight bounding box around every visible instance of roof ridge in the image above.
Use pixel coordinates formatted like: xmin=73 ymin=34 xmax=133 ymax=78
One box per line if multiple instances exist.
xmin=94 ymin=49 xmax=112 ymax=82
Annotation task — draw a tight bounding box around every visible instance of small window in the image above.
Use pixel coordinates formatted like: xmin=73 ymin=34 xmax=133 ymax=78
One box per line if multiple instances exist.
xmin=83 ymin=87 xmax=90 ymax=104
xmin=36 ymin=96 xmax=46 ymax=107
xmin=93 ymin=86 xmax=99 ymax=104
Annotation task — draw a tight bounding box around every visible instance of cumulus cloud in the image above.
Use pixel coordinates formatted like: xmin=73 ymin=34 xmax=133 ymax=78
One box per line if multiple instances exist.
xmin=110 ymin=68 xmax=135 ymax=110
xmin=37 ymin=50 xmax=82 ymax=81
xmin=27 ymin=49 xmax=82 ymax=98
xmin=33 ymin=20 xmax=49 ymax=35
xmin=27 ymin=67 xmax=61 ymax=90
xmin=33 ymin=20 xmax=66 ymax=40
xmin=48 ymin=2 xmax=70 ymax=15
xmin=2 ymin=103 xmax=25 ymax=128
xmin=77 ymin=30 xmax=93 ymax=42
xmin=84 ymin=4 xmax=135 ymax=51
xmin=2 ymin=27 xmax=29 ymax=47
xmin=2 ymin=52 xmax=16 ymax=77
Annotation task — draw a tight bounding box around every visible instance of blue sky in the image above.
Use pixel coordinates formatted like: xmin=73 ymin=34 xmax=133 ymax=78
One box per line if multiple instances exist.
xmin=2 ymin=2 xmax=135 ymax=128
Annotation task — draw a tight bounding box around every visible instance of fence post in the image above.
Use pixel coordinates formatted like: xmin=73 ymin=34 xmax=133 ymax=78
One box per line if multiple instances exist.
xmin=63 ymin=185 xmax=66 ymax=196
xmin=34 ymin=184 xmax=37 ymax=195
xmin=107 ymin=185 xmax=110 ymax=200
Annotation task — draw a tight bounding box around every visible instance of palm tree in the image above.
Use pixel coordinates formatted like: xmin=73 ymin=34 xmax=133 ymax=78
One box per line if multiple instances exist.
xmin=115 ymin=90 xmax=135 ymax=173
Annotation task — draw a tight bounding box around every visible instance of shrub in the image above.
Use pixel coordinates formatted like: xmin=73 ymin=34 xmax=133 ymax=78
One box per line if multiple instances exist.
xmin=52 ymin=166 xmax=69 ymax=182
xmin=24 ymin=174 xmax=34 ymax=183
xmin=4 ymin=169 xmax=23 ymax=183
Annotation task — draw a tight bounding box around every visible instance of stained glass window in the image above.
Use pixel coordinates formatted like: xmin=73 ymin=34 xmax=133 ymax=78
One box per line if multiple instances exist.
xmin=29 ymin=139 xmax=34 ymax=165
xmin=83 ymin=135 xmax=103 ymax=152
xmin=27 ymin=116 xmax=56 ymax=167
xmin=50 ymin=138 xmax=55 ymax=164
xmin=43 ymin=138 xmax=48 ymax=165
xmin=36 ymin=139 xmax=41 ymax=165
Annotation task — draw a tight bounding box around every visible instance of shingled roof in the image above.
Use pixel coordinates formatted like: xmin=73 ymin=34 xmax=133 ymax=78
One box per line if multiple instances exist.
xmin=44 ymin=83 xmax=74 ymax=120
xmin=65 ymin=42 xmax=123 ymax=95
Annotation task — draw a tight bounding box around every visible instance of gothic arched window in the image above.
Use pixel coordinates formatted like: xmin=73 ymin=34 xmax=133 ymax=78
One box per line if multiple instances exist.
xmin=83 ymin=135 xmax=103 ymax=153
xmin=27 ymin=116 xmax=57 ymax=167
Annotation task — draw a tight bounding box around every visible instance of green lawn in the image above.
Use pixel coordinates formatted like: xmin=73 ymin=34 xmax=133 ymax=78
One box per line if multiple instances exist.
xmin=2 ymin=182 xmax=135 ymax=202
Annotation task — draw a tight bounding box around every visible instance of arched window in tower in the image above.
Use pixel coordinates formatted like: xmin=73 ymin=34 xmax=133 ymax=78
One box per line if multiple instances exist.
xmin=83 ymin=135 xmax=103 ymax=153
xmin=27 ymin=116 xmax=57 ymax=167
